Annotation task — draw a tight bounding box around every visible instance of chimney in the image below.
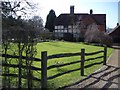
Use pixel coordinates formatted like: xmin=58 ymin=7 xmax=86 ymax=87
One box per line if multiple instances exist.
xmin=117 ymin=23 xmax=119 ymax=26
xmin=70 ymin=5 xmax=74 ymax=15
xmin=90 ymin=9 xmax=93 ymax=14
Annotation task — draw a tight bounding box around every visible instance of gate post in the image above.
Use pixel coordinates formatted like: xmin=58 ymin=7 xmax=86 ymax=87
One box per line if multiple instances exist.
xmin=41 ymin=51 xmax=47 ymax=89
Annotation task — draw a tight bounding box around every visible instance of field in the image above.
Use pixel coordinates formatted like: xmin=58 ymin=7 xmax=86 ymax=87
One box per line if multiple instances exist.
xmin=2 ymin=41 xmax=113 ymax=89
xmin=35 ymin=41 xmax=113 ymax=89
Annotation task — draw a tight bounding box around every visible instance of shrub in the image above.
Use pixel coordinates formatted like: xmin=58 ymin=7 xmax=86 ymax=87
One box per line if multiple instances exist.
xmin=84 ymin=23 xmax=113 ymax=46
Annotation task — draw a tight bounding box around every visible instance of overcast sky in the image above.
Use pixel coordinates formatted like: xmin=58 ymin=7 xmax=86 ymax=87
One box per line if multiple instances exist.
xmin=29 ymin=0 xmax=119 ymax=28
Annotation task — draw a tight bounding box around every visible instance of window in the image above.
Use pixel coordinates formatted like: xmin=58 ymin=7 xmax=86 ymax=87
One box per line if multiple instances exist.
xmin=64 ymin=30 xmax=67 ymax=33
xmin=55 ymin=30 xmax=58 ymax=32
xmin=58 ymin=26 xmax=61 ymax=29
xmin=73 ymin=30 xmax=76 ymax=33
xmin=61 ymin=26 xmax=64 ymax=29
xmin=68 ymin=29 xmax=72 ymax=33
xmin=55 ymin=26 xmax=58 ymax=29
xmin=68 ymin=25 xmax=72 ymax=29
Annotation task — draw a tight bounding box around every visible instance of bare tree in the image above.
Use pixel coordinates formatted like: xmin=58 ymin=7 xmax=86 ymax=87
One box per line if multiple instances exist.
xmin=84 ymin=23 xmax=113 ymax=46
xmin=2 ymin=0 xmax=43 ymax=89
xmin=1 ymin=0 xmax=38 ymax=18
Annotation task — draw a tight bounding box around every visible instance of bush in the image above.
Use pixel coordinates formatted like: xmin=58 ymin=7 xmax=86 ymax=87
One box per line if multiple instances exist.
xmin=84 ymin=23 xmax=113 ymax=46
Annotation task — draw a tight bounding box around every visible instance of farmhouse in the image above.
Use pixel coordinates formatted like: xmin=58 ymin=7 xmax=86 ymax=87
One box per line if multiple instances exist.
xmin=54 ymin=6 xmax=106 ymax=41
xmin=108 ymin=23 xmax=120 ymax=43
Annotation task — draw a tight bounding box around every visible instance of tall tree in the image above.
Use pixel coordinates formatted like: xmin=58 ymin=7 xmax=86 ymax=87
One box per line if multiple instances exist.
xmin=45 ymin=9 xmax=56 ymax=32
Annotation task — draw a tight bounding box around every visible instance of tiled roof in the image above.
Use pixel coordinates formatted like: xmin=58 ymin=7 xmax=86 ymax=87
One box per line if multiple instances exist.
xmin=54 ymin=13 xmax=88 ymax=26
xmin=90 ymin=14 xmax=106 ymax=25
xmin=108 ymin=25 xmax=120 ymax=35
xmin=55 ymin=13 xmax=106 ymax=26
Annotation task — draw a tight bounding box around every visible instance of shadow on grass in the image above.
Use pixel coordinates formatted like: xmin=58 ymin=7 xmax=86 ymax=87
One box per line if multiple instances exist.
xmin=58 ymin=65 xmax=120 ymax=90
xmin=47 ymin=61 xmax=104 ymax=90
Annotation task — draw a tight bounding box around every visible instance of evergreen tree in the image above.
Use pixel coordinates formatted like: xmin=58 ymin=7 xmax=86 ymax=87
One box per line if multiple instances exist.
xmin=45 ymin=9 xmax=56 ymax=32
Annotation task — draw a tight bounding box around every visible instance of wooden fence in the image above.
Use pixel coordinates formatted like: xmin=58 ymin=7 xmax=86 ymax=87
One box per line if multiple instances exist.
xmin=1 ymin=46 xmax=107 ymax=89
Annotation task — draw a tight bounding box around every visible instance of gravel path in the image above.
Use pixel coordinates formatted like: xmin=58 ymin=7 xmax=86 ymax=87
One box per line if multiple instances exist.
xmin=63 ymin=49 xmax=120 ymax=89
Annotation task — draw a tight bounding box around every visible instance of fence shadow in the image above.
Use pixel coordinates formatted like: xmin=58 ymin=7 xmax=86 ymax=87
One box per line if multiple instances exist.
xmin=59 ymin=65 xmax=120 ymax=90
xmin=1 ymin=46 xmax=107 ymax=89
xmin=110 ymin=46 xmax=120 ymax=49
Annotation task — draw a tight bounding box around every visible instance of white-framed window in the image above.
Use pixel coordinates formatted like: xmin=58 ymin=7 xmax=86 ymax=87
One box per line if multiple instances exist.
xmin=55 ymin=30 xmax=58 ymax=32
xmin=73 ymin=25 xmax=77 ymax=29
xmin=61 ymin=30 xmax=63 ymax=32
xmin=58 ymin=26 xmax=61 ymax=29
xmin=61 ymin=26 xmax=64 ymax=29
xmin=73 ymin=30 xmax=76 ymax=33
xmin=55 ymin=26 xmax=58 ymax=29
xmin=64 ymin=30 xmax=67 ymax=33
xmin=68 ymin=25 xmax=72 ymax=29
xmin=68 ymin=29 xmax=72 ymax=33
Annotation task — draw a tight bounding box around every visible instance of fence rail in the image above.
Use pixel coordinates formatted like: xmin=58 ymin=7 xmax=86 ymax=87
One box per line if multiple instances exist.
xmin=47 ymin=59 xmax=81 ymax=70
xmin=2 ymin=63 xmax=42 ymax=71
xmin=84 ymin=56 xmax=104 ymax=62
xmin=85 ymin=50 xmax=104 ymax=56
xmin=48 ymin=52 xmax=81 ymax=59
xmin=1 ymin=46 xmax=107 ymax=89
xmin=1 ymin=54 xmax=41 ymax=61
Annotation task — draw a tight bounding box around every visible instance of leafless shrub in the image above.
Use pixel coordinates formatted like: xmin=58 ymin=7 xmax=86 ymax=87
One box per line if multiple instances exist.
xmin=84 ymin=23 xmax=113 ymax=46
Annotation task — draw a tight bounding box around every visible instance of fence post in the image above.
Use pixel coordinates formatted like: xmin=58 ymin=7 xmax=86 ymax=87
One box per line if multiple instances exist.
xmin=18 ymin=44 xmax=22 ymax=90
xmin=103 ymin=46 xmax=107 ymax=65
xmin=41 ymin=51 xmax=47 ymax=89
xmin=81 ymin=49 xmax=85 ymax=76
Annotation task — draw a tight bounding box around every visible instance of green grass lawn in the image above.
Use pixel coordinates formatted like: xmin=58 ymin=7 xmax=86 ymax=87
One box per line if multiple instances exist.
xmin=2 ymin=41 xmax=113 ymax=89
xmin=34 ymin=41 xmax=113 ymax=89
